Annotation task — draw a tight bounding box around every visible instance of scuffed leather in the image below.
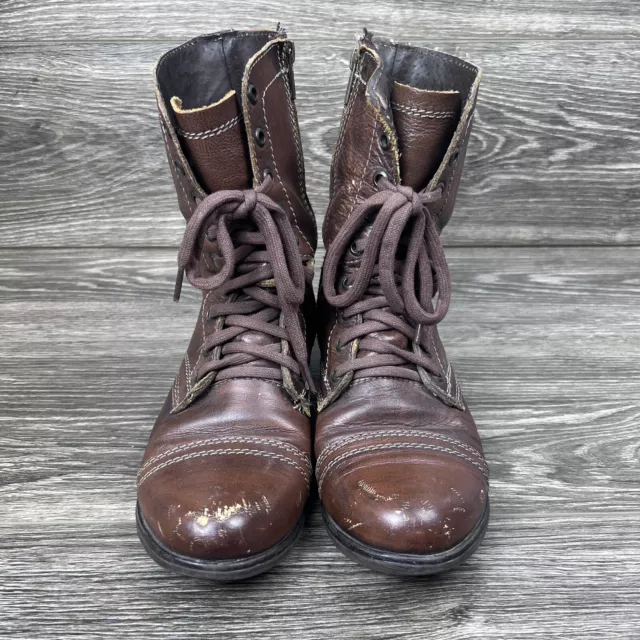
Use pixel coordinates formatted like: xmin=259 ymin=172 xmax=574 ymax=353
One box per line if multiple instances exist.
xmin=138 ymin=30 xmax=316 ymax=561
xmin=170 ymin=91 xmax=250 ymax=194
xmin=317 ymin=35 xmax=488 ymax=556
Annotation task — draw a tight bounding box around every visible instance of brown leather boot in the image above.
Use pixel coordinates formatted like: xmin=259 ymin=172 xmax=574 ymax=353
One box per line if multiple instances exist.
xmin=316 ymin=32 xmax=489 ymax=575
xmin=136 ymin=28 xmax=317 ymax=581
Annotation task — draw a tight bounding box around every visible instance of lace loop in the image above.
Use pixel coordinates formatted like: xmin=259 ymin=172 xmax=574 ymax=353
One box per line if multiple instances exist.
xmin=173 ymin=176 xmax=314 ymax=392
xmin=323 ymin=178 xmax=451 ymax=382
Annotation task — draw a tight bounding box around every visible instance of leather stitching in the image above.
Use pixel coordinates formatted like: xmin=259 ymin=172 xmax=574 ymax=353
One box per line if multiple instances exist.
xmin=261 ymin=64 xmax=312 ymax=249
xmin=140 ymin=437 xmax=310 ymax=474
xmin=184 ymin=354 xmax=192 ymax=393
xmin=436 ymin=146 xmax=461 ymax=217
xmin=277 ymin=46 xmax=315 ymax=229
xmin=316 ymin=429 xmax=485 ymax=469
xmin=324 ymin=319 xmax=339 ymax=389
xmin=177 ymin=114 xmax=242 ymax=140
xmin=317 ymin=442 xmax=488 ymax=490
xmin=332 ymin=56 xmax=364 ymax=181
xmin=197 ymin=291 xmax=212 ymax=372
xmin=351 ymin=111 xmax=378 ymax=216
xmin=391 ymin=102 xmax=456 ymax=119
xmin=171 ymin=371 xmax=179 ymax=409
xmin=429 ymin=331 xmax=451 ymax=394
xmin=138 ymin=448 xmax=311 ymax=488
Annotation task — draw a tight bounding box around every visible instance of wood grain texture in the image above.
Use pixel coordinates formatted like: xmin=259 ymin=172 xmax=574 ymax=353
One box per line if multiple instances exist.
xmin=0 ymin=41 xmax=639 ymax=249
xmin=1 ymin=247 xmax=639 ymax=639
xmin=1 ymin=0 xmax=639 ymax=42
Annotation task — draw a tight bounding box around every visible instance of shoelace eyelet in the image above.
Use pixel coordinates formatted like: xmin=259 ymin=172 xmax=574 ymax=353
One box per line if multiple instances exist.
xmin=192 ymin=191 xmax=203 ymax=205
xmin=247 ymin=83 xmax=258 ymax=105
xmin=349 ymin=241 xmax=364 ymax=257
xmin=379 ymin=132 xmax=390 ymax=151
xmin=262 ymin=167 xmax=273 ymax=181
xmin=448 ymin=148 xmax=460 ymax=166
xmin=254 ymin=127 xmax=266 ymax=147
xmin=373 ymin=168 xmax=390 ymax=189
xmin=341 ymin=275 xmax=352 ymax=290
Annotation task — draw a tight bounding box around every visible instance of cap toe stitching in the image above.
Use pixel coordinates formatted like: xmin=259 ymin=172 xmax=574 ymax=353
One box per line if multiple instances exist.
xmin=317 ymin=442 xmax=488 ymax=491
xmin=138 ymin=447 xmax=312 ymax=488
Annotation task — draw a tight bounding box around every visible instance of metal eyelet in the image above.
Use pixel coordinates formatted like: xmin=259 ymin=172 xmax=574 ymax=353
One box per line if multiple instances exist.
xmin=173 ymin=159 xmax=185 ymax=176
xmin=373 ymin=168 xmax=390 ymax=189
xmin=436 ymin=181 xmax=446 ymax=194
xmin=349 ymin=241 xmax=363 ymax=257
xmin=262 ymin=167 xmax=273 ymax=181
xmin=379 ymin=132 xmax=390 ymax=151
xmin=334 ymin=339 xmax=343 ymax=352
xmin=449 ymin=148 xmax=460 ymax=166
xmin=254 ymin=127 xmax=266 ymax=147
xmin=192 ymin=191 xmax=202 ymax=205
xmin=341 ymin=275 xmax=352 ymax=290
xmin=247 ymin=83 xmax=258 ymax=105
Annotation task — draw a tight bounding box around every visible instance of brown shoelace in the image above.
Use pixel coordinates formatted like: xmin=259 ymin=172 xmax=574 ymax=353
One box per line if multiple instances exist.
xmin=173 ymin=176 xmax=314 ymax=391
xmin=323 ymin=179 xmax=450 ymax=383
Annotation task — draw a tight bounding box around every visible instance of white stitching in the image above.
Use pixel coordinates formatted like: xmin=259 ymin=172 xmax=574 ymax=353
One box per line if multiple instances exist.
xmin=171 ymin=372 xmax=179 ymax=408
xmin=430 ymin=331 xmax=447 ymax=383
xmin=324 ymin=320 xmax=339 ymax=389
xmin=436 ymin=149 xmax=461 ymax=217
xmin=177 ymin=114 xmax=242 ymax=140
xmin=391 ymin=102 xmax=456 ymax=119
xmin=277 ymin=46 xmax=315 ymax=228
xmin=184 ymin=354 xmax=192 ymax=393
xmin=317 ymin=442 xmax=488 ymax=490
xmin=198 ymin=291 xmax=212 ymax=371
xmin=140 ymin=437 xmax=310 ymax=474
xmin=333 ymin=56 xmax=364 ymax=172
xmin=352 ymin=114 xmax=378 ymax=214
xmin=138 ymin=448 xmax=311 ymax=487
xmin=260 ymin=65 xmax=313 ymax=249
xmin=316 ymin=429 xmax=485 ymax=469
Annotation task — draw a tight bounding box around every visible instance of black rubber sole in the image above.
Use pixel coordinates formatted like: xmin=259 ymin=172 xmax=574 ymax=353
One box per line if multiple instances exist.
xmin=136 ymin=503 xmax=304 ymax=582
xmin=323 ymin=500 xmax=490 ymax=576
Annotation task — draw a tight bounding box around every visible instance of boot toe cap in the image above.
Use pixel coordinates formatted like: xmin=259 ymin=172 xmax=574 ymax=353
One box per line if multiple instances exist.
xmin=320 ymin=450 xmax=488 ymax=555
xmin=137 ymin=444 xmax=311 ymax=560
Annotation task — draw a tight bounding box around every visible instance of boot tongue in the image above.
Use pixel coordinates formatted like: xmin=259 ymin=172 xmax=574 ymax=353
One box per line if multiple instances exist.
xmin=391 ymin=82 xmax=461 ymax=190
xmin=170 ymin=90 xmax=251 ymax=193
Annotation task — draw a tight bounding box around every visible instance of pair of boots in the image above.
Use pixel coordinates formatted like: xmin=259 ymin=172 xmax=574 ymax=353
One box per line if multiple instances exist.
xmin=136 ymin=27 xmax=489 ymax=581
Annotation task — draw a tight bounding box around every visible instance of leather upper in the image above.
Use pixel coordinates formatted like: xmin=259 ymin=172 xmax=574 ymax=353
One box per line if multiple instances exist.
xmin=316 ymin=33 xmax=488 ymax=555
xmin=138 ymin=29 xmax=316 ymax=560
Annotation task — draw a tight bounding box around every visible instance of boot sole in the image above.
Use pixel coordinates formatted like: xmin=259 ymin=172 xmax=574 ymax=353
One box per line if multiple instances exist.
xmin=136 ymin=502 xmax=304 ymax=581
xmin=322 ymin=500 xmax=489 ymax=576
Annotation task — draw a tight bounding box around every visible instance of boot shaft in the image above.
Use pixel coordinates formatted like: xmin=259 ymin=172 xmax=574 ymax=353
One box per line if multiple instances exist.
xmin=324 ymin=32 xmax=481 ymax=247
xmin=155 ymin=28 xmax=317 ymax=258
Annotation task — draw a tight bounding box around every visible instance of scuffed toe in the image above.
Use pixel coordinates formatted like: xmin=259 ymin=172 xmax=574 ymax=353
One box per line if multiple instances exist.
xmin=320 ymin=451 xmax=488 ymax=555
xmin=138 ymin=445 xmax=311 ymax=559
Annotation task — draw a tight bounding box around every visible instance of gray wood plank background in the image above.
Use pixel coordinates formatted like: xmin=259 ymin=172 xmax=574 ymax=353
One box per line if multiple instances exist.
xmin=1 ymin=1 xmax=639 ymax=639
